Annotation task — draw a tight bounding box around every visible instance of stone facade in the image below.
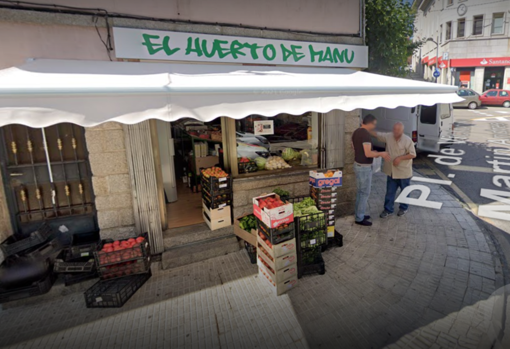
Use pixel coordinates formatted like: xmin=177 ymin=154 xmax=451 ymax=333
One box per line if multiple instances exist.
xmin=0 ymin=174 xmax=12 ymax=243
xmin=85 ymin=122 xmax=136 ymax=240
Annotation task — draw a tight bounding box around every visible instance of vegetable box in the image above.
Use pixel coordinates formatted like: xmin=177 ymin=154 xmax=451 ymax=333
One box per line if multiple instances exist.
xmin=203 ymin=208 xmax=232 ymax=231
xmin=94 ymin=235 xmax=149 ymax=267
xmin=257 ymin=235 xmax=296 ymax=258
xmin=257 ymin=240 xmax=297 ymax=271
xmin=257 ymin=257 xmax=297 ymax=282
xmin=233 ymin=215 xmax=257 ymax=246
xmin=253 ymin=193 xmax=293 ymax=228
xmin=309 ymin=170 xmax=342 ymax=188
xmin=258 ymin=266 xmax=298 ymax=296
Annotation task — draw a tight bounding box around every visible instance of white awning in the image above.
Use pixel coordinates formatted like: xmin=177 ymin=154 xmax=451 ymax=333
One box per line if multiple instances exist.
xmin=0 ymin=59 xmax=462 ymax=128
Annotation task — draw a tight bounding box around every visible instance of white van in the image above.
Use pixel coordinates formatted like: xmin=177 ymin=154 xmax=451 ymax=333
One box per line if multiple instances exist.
xmin=361 ymin=104 xmax=454 ymax=153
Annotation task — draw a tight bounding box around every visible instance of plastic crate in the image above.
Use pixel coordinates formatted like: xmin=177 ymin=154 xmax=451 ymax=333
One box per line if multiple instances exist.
xmin=238 ymin=160 xmax=258 ymax=174
xmin=63 ymin=271 xmax=98 ymax=286
xmin=94 ymin=235 xmax=150 ymax=268
xmin=84 ymin=270 xmax=152 ymax=308
xmin=66 ymin=239 xmax=107 ymax=260
xmin=297 ymin=251 xmax=325 ymax=279
xmin=201 ymin=184 xmax=232 ymax=197
xmin=98 ymin=257 xmax=151 ymax=280
xmin=54 ymin=258 xmax=95 ymax=273
xmin=202 ymin=192 xmax=232 ymax=209
xmin=201 ymin=174 xmax=232 ymax=192
xmin=0 ymin=272 xmax=55 ymax=304
xmin=244 ymin=242 xmax=257 ymax=264
xmin=288 ymin=197 xmax=328 ymax=246
xmin=0 ymin=223 xmax=54 ymax=257
xmin=257 ymin=219 xmax=295 ymax=245
xmin=24 ymin=233 xmax=72 ymax=262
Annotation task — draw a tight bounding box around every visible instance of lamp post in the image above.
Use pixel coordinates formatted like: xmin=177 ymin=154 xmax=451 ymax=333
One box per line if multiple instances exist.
xmin=426 ymin=37 xmax=439 ymax=83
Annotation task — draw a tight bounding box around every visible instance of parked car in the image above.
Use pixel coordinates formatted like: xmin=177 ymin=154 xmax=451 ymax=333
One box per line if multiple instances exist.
xmin=480 ymin=89 xmax=510 ymax=108
xmin=453 ymin=88 xmax=481 ymax=110
xmin=237 ymin=141 xmax=270 ymax=159
xmin=236 ymin=132 xmax=270 ymax=149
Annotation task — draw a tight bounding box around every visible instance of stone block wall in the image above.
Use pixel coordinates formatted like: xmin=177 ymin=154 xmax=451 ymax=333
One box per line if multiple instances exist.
xmin=0 ymin=174 xmax=12 ymax=243
xmin=85 ymin=122 xmax=136 ymax=240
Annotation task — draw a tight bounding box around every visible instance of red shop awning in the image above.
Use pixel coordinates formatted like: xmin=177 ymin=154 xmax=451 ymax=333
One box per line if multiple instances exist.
xmin=450 ymin=57 xmax=510 ymax=67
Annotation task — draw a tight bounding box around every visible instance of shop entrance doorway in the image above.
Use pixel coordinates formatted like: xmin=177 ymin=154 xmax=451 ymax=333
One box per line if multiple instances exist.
xmin=155 ymin=119 xmax=223 ymax=229
xmin=483 ymin=67 xmax=505 ymax=91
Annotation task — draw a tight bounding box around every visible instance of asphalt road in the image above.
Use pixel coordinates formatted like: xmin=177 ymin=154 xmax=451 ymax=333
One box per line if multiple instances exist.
xmin=414 ymin=105 xmax=510 ymax=265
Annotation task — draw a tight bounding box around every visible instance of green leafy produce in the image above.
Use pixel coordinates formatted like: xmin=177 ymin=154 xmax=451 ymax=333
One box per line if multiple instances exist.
xmin=282 ymin=148 xmax=298 ymax=161
xmin=239 ymin=214 xmax=257 ymax=232
xmin=273 ymin=188 xmax=289 ymax=198
xmin=293 ymin=197 xmax=317 ymax=217
xmin=254 ymin=157 xmax=267 ymax=170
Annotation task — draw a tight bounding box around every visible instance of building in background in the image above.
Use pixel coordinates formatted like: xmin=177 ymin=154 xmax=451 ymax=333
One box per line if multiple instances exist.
xmin=412 ymin=0 xmax=510 ymax=93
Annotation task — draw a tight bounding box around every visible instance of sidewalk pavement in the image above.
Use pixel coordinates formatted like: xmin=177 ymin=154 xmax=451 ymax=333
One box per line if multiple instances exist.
xmin=1 ymin=171 xmax=508 ymax=349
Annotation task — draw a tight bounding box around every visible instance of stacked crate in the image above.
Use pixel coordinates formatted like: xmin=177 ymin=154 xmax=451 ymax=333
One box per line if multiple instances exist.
xmin=201 ymin=173 xmax=233 ymax=230
xmin=290 ymin=197 xmax=328 ymax=278
xmin=309 ymin=170 xmax=344 ymax=247
xmin=253 ymin=193 xmax=298 ymax=295
xmin=85 ymin=235 xmax=151 ymax=308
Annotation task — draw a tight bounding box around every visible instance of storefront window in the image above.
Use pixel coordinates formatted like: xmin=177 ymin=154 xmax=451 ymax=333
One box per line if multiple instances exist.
xmin=234 ymin=112 xmax=319 ymax=175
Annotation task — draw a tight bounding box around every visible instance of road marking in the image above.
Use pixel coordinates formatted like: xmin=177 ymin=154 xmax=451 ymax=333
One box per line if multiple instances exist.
xmin=448 ymin=174 xmax=456 ymax=178
xmin=411 ymin=176 xmax=452 ymax=185
xmin=473 ymin=117 xmax=508 ymax=121
xmin=496 ymin=111 xmax=509 ymax=114
xmin=441 ymin=164 xmax=493 ymax=174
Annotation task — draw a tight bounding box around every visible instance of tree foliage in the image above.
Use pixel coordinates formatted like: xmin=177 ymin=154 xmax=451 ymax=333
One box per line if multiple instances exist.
xmin=365 ymin=0 xmax=422 ymax=77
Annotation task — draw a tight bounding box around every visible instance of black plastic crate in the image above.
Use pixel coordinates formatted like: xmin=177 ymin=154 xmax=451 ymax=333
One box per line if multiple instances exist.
xmin=297 ymin=251 xmax=325 ymax=279
xmin=54 ymin=258 xmax=95 ymax=273
xmin=238 ymin=160 xmax=258 ymax=174
xmin=326 ymin=230 xmax=343 ymax=250
xmin=0 ymin=272 xmax=55 ymax=304
xmin=84 ymin=270 xmax=151 ymax=308
xmin=66 ymin=240 xmax=102 ymax=260
xmin=63 ymin=271 xmax=98 ymax=287
xmin=244 ymin=242 xmax=256 ymax=264
xmin=257 ymin=219 xmax=295 ymax=245
xmin=24 ymin=233 xmax=72 ymax=262
xmin=94 ymin=235 xmax=149 ymax=268
xmin=202 ymin=192 xmax=232 ymax=209
xmin=201 ymin=174 xmax=232 ymax=193
xmin=201 ymin=183 xmax=232 ymax=197
xmin=0 ymin=223 xmax=55 ymax=257
xmin=98 ymin=257 xmax=151 ymax=280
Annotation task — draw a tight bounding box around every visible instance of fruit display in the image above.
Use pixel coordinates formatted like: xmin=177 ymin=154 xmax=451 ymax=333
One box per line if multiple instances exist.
xmin=258 ymin=221 xmax=295 ymax=245
xmin=95 ymin=236 xmax=147 ymax=266
xmin=99 ymin=259 xmax=150 ymax=280
xmin=258 ymin=231 xmax=273 ymax=249
xmin=257 ymin=196 xmax=285 ymax=210
xmin=238 ymin=157 xmax=258 ymax=174
xmin=265 ymin=156 xmax=291 ymax=170
xmin=282 ymin=148 xmax=300 ymax=161
xmin=239 ymin=214 xmax=257 ymax=232
xmin=254 ymin=157 xmax=267 ymax=170
xmin=201 ymin=167 xmax=229 ymax=178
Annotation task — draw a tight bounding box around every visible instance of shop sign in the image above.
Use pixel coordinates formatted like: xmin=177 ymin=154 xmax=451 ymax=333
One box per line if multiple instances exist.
xmin=450 ymin=57 xmax=510 ymax=67
xmin=254 ymin=120 xmax=274 ymax=135
xmin=113 ymin=27 xmax=368 ymax=68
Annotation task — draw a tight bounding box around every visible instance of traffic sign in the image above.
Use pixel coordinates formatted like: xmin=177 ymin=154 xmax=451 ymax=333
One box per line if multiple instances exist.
xmin=433 ymin=69 xmax=441 ymax=78
xmin=442 ymin=52 xmax=449 ymax=61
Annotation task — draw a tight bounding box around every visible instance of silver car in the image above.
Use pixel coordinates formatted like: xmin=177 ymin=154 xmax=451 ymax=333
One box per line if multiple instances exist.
xmin=453 ymin=88 xmax=481 ymax=109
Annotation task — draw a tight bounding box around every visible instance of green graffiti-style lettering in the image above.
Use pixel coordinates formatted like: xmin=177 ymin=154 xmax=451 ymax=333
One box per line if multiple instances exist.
xmin=333 ymin=48 xmax=345 ymax=63
xmin=244 ymin=43 xmax=263 ymax=60
xmin=345 ymin=49 xmax=355 ymax=64
xmin=263 ymin=44 xmax=276 ymax=61
xmin=213 ymin=39 xmax=230 ymax=59
xmin=308 ymin=45 xmax=323 ymax=63
xmin=185 ymin=37 xmax=203 ymax=56
xmin=200 ymin=39 xmax=215 ymax=58
xmin=230 ymin=40 xmax=247 ymax=59
xmin=322 ymin=47 xmax=333 ymax=63
xmin=142 ymin=34 xmax=180 ymax=56
xmin=281 ymin=44 xmax=305 ymax=62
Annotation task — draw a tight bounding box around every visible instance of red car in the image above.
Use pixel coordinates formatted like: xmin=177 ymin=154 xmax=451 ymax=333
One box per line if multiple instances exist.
xmin=479 ymin=89 xmax=510 ymax=108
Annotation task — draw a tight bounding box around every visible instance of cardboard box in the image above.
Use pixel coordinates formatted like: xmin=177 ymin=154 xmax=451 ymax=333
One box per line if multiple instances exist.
xmin=203 ymin=209 xmax=231 ymax=231
xmin=311 ymin=193 xmax=338 ymax=205
xmin=203 ymin=203 xmax=231 ymax=221
xmin=258 ymin=267 xmax=298 ymax=296
xmin=257 ymin=242 xmax=297 ymax=271
xmin=310 ymin=185 xmax=340 ymax=194
xmin=257 ymin=258 xmax=297 ymax=282
xmin=309 ymin=170 xmax=343 ymax=188
xmin=233 ymin=215 xmax=257 ymax=246
xmin=317 ymin=203 xmax=337 ymax=211
xmin=195 ymin=156 xmax=219 ymax=172
xmin=257 ymin=235 xmax=296 ymax=258
xmin=253 ymin=193 xmax=293 ymax=228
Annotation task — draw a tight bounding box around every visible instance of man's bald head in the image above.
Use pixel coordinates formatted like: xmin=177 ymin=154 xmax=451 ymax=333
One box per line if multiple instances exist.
xmin=393 ymin=122 xmax=404 ymax=139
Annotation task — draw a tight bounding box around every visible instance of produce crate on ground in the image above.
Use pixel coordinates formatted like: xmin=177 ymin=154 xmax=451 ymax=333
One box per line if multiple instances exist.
xmin=63 ymin=271 xmax=98 ymax=287
xmin=94 ymin=235 xmax=149 ymax=268
xmin=201 ymin=167 xmax=232 ymax=193
xmin=234 ymin=214 xmax=257 ymax=246
xmin=244 ymin=242 xmax=256 ymax=264
xmin=24 ymin=233 xmax=72 ymax=262
xmin=202 ymin=192 xmax=233 ymax=209
xmin=258 ymin=264 xmax=298 ymax=296
xmin=84 ymin=270 xmax=152 ymax=308
xmin=0 ymin=272 xmax=55 ymax=304
xmin=98 ymin=257 xmax=151 ymax=280
xmin=257 ymin=235 xmax=296 ymax=258
xmin=257 ymin=238 xmax=297 ymax=271
xmin=253 ymin=193 xmax=293 ymax=229
xmin=54 ymin=258 xmax=95 ymax=273
xmin=65 ymin=238 xmax=109 ymax=261
xmin=289 ymin=197 xmax=328 ymax=248
xmin=257 ymin=220 xmax=295 ymax=245
xmin=203 ymin=205 xmax=232 ymax=231
xmin=257 ymin=256 xmax=297 ymax=280
xmin=0 ymin=223 xmax=55 ymax=257
xmin=296 ymin=247 xmax=325 ymax=278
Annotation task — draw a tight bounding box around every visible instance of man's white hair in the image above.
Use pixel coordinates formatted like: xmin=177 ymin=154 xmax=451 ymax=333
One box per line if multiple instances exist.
xmin=394 ymin=122 xmax=404 ymax=128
